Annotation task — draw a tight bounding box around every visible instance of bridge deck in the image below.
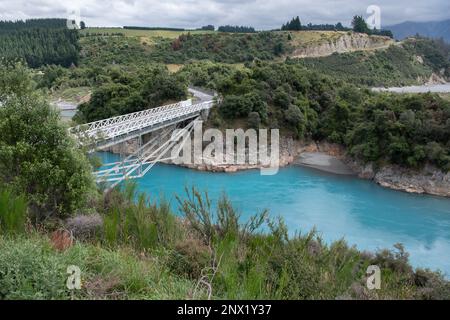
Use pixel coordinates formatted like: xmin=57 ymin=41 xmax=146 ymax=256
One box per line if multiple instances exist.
xmin=70 ymin=96 xmax=214 ymax=149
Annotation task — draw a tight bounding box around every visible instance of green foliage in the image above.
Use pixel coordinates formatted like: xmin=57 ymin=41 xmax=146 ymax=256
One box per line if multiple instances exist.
xmin=0 ymin=62 xmax=95 ymax=219
xmin=123 ymin=26 xmax=186 ymax=31
xmin=344 ymin=93 xmax=450 ymax=170
xmin=247 ymin=111 xmax=261 ymax=129
xmin=0 ymin=19 xmax=68 ymax=31
xmin=172 ymin=189 xmax=450 ymax=299
xmin=101 ymin=183 xmax=181 ymax=251
xmin=183 ymin=59 xmax=449 ymax=170
xmin=299 ymin=38 xmax=449 ymax=86
xmin=1 ymin=188 xmax=449 ymax=300
xmin=80 ymin=32 xmax=291 ymax=66
xmin=281 ymin=17 xmax=350 ymax=32
xmin=218 ymin=26 xmax=256 ymax=33
xmin=352 ymin=15 xmax=370 ymax=34
xmin=0 ymin=234 xmax=195 ymax=299
xmin=0 ymin=235 xmax=73 ymax=299
xmin=0 ymin=22 xmax=80 ymax=68
xmin=76 ymin=64 xmax=187 ymax=122
xmin=0 ymin=186 xmax=28 ymax=235
xmin=281 ymin=16 xmax=302 ymax=31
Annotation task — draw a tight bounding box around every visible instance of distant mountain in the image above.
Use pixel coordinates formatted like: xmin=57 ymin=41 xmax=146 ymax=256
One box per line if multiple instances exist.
xmin=386 ymin=19 xmax=450 ymax=42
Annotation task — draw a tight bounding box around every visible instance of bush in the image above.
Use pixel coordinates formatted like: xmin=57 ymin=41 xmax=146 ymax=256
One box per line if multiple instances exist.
xmin=0 ymin=62 xmax=96 ymax=219
xmin=0 ymin=234 xmax=195 ymax=299
xmin=0 ymin=186 xmax=28 ymax=234
xmin=101 ymin=183 xmax=181 ymax=251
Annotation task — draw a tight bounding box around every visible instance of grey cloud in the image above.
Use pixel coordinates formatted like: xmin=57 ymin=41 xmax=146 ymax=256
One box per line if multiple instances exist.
xmin=0 ymin=0 xmax=448 ymax=29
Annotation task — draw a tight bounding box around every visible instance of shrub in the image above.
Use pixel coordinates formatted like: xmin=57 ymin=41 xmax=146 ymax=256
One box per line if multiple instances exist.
xmin=0 ymin=186 xmax=28 ymax=234
xmin=0 ymin=62 xmax=96 ymax=219
xmin=101 ymin=183 xmax=181 ymax=251
xmin=0 ymin=234 xmax=195 ymax=299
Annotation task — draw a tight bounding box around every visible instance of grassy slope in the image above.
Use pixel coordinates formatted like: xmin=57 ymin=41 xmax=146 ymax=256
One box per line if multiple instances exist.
xmin=0 ymin=234 xmax=197 ymax=300
xmin=81 ymin=27 xmax=214 ymax=38
xmin=298 ymin=42 xmax=435 ymax=86
xmin=50 ymin=87 xmax=91 ymax=104
xmin=78 ymin=29 xmax=431 ymax=87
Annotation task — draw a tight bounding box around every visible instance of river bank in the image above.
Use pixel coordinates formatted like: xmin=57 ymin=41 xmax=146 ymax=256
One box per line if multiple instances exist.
xmin=106 ymin=136 xmax=450 ymax=197
xmin=302 ymin=141 xmax=450 ymax=198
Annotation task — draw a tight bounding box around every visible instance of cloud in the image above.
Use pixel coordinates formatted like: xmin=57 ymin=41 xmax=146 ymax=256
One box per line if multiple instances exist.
xmin=0 ymin=0 xmax=448 ymax=29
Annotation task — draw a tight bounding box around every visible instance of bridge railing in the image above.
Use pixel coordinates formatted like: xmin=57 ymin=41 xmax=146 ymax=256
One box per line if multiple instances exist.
xmin=70 ymin=99 xmax=192 ymax=135
xmin=70 ymin=100 xmax=214 ymax=145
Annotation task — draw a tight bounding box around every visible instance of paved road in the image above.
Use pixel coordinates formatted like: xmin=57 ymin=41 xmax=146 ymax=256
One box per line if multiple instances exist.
xmin=372 ymin=83 xmax=450 ymax=93
xmin=188 ymin=87 xmax=216 ymax=103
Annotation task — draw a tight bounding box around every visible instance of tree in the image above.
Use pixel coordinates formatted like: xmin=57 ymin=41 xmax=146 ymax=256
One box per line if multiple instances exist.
xmin=0 ymin=23 xmax=80 ymax=68
xmin=352 ymin=15 xmax=370 ymax=34
xmin=80 ymin=21 xmax=86 ymax=29
xmin=0 ymin=62 xmax=95 ymax=219
xmin=335 ymin=22 xmax=345 ymax=30
xmin=217 ymin=25 xmax=256 ymax=33
xmin=281 ymin=16 xmax=302 ymax=31
xmin=248 ymin=112 xmax=261 ymax=129
xmin=200 ymin=25 xmax=214 ymax=31
xmin=284 ymin=104 xmax=303 ymax=125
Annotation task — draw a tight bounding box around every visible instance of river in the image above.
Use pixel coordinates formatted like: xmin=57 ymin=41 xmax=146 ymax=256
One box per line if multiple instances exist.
xmin=98 ymin=152 xmax=450 ymax=276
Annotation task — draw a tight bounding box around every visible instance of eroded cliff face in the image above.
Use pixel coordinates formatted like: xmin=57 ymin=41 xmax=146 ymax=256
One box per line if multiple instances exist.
xmin=291 ymin=32 xmax=393 ymax=58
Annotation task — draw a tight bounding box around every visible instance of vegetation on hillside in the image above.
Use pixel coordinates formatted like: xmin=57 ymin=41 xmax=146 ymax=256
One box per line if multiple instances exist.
xmin=299 ymin=38 xmax=450 ymax=86
xmin=218 ymin=25 xmax=256 ymax=33
xmin=0 ymin=178 xmax=450 ymax=299
xmin=351 ymin=15 xmax=393 ymax=38
xmin=1 ymin=182 xmax=449 ymax=300
xmin=80 ymin=31 xmax=290 ymax=65
xmin=74 ymin=64 xmax=187 ymax=122
xmin=281 ymin=15 xmax=392 ymax=38
xmin=28 ymin=29 xmax=449 ymax=172
xmin=0 ymin=62 xmax=95 ymax=220
xmin=0 ymin=19 xmax=80 ymax=67
xmin=0 ymin=18 xmax=68 ymax=30
xmin=180 ymin=60 xmax=450 ymax=171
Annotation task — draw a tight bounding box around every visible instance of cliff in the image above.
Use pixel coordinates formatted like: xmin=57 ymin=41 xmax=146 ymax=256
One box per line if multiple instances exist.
xmin=290 ymin=31 xmax=394 ymax=58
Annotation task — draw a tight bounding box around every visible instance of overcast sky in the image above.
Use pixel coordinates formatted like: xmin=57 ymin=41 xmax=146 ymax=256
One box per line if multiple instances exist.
xmin=0 ymin=0 xmax=449 ymax=29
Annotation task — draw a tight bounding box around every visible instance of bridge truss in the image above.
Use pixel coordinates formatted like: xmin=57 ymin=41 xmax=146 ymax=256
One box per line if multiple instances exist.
xmin=94 ymin=119 xmax=197 ymax=189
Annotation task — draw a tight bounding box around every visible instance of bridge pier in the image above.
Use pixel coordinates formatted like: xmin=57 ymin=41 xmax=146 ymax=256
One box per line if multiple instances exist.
xmin=200 ymin=109 xmax=210 ymax=121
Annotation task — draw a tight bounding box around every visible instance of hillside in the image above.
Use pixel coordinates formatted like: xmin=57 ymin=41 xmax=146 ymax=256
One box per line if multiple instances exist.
xmin=0 ymin=19 xmax=79 ymax=67
xmin=288 ymin=31 xmax=393 ymax=58
xmin=387 ymin=19 xmax=450 ymax=43
xmin=298 ymin=38 xmax=450 ymax=86
xmin=79 ymin=29 xmax=395 ymax=66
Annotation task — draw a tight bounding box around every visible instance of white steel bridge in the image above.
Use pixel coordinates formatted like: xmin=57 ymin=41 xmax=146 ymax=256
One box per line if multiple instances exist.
xmin=70 ymin=88 xmax=216 ymax=188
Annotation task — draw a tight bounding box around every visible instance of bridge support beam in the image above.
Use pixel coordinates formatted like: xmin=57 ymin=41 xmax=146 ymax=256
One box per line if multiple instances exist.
xmin=200 ymin=109 xmax=210 ymax=121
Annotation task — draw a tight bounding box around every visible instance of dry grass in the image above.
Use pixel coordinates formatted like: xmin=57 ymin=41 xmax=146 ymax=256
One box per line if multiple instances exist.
xmin=166 ymin=64 xmax=183 ymax=73
xmin=283 ymin=30 xmax=347 ymax=47
xmin=50 ymin=86 xmax=91 ymax=103
xmin=82 ymin=27 xmax=214 ymax=39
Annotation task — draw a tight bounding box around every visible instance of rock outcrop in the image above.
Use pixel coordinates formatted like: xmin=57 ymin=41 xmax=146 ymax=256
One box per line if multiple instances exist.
xmin=300 ymin=141 xmax=450 ymax=198
xmin=291 ymin=33 xmax=393 ymax=58
xmin=170 ymin=136 xmax=301 ymax=173
xmin=346 ymin=161 xmax=450 ymax=197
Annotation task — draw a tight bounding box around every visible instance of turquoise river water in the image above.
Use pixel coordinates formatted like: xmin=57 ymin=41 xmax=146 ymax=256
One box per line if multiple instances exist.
xmin=98 ymin=152 xmax=450 ymax=276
